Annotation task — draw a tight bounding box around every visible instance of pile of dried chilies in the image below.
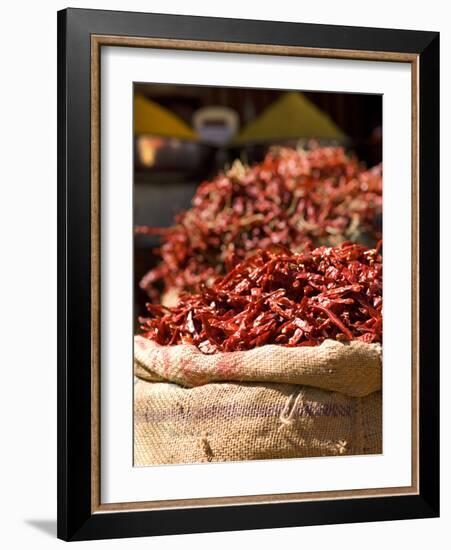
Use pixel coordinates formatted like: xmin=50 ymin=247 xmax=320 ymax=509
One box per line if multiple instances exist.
xmin=137 ymin=145 xmax=382 ymax=298
xmin=139 ymin=241 xmax=382 ymax=354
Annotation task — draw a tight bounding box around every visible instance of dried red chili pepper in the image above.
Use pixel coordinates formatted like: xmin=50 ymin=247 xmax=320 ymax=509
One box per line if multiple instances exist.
xmin=139 ymin=241 xmax=382 ymax=353
xmin=138 ymin=145 xmax=382 ymax=299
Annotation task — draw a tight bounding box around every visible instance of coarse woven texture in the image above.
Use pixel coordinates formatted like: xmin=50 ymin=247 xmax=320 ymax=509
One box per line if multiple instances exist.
xmin=134 ymin=380 xmax=382 ymax=465
xmin=134 ymin=335 xmax=382 ymax=397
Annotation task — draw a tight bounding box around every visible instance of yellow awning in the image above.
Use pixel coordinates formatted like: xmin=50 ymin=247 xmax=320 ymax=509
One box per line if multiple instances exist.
xmin=134 ymin=95 xmax=198 ymax=140
xmin=234 ymin=92 xmax=345 ymax=145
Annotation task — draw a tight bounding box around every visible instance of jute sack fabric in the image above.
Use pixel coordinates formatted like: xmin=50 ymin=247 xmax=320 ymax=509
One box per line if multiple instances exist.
xmin=134 ymin=335 xmax=382 ymax=465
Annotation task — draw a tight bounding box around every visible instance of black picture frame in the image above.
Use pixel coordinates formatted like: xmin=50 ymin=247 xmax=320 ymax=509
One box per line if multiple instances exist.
xmin=57 ymin=7 xmax=439 ymax=541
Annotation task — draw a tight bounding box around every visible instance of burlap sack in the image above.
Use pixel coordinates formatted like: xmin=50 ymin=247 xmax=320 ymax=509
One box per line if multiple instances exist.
xmin=134 ymin=335 xmax=382 ymax=466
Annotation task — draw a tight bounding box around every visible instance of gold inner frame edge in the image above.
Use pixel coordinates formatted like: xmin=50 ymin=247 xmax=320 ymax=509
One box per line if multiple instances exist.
xmin=90 ymin=35 xmax=420 ymax=514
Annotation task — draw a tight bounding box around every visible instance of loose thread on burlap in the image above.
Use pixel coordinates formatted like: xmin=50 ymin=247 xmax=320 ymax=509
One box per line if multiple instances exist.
xmin=198 ymin=432 xmax=214 ymax=462
xmin=279 ymin=389 xmax=304 ymax=431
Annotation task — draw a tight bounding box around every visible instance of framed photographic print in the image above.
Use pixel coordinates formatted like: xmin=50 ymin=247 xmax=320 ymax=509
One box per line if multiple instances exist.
xmin=57 ymin=8 xmax=439 ymax=541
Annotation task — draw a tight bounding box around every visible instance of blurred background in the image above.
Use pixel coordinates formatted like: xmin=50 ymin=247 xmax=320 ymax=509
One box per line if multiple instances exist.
xmin=134 ymin=83 xmax=382 ymax=316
